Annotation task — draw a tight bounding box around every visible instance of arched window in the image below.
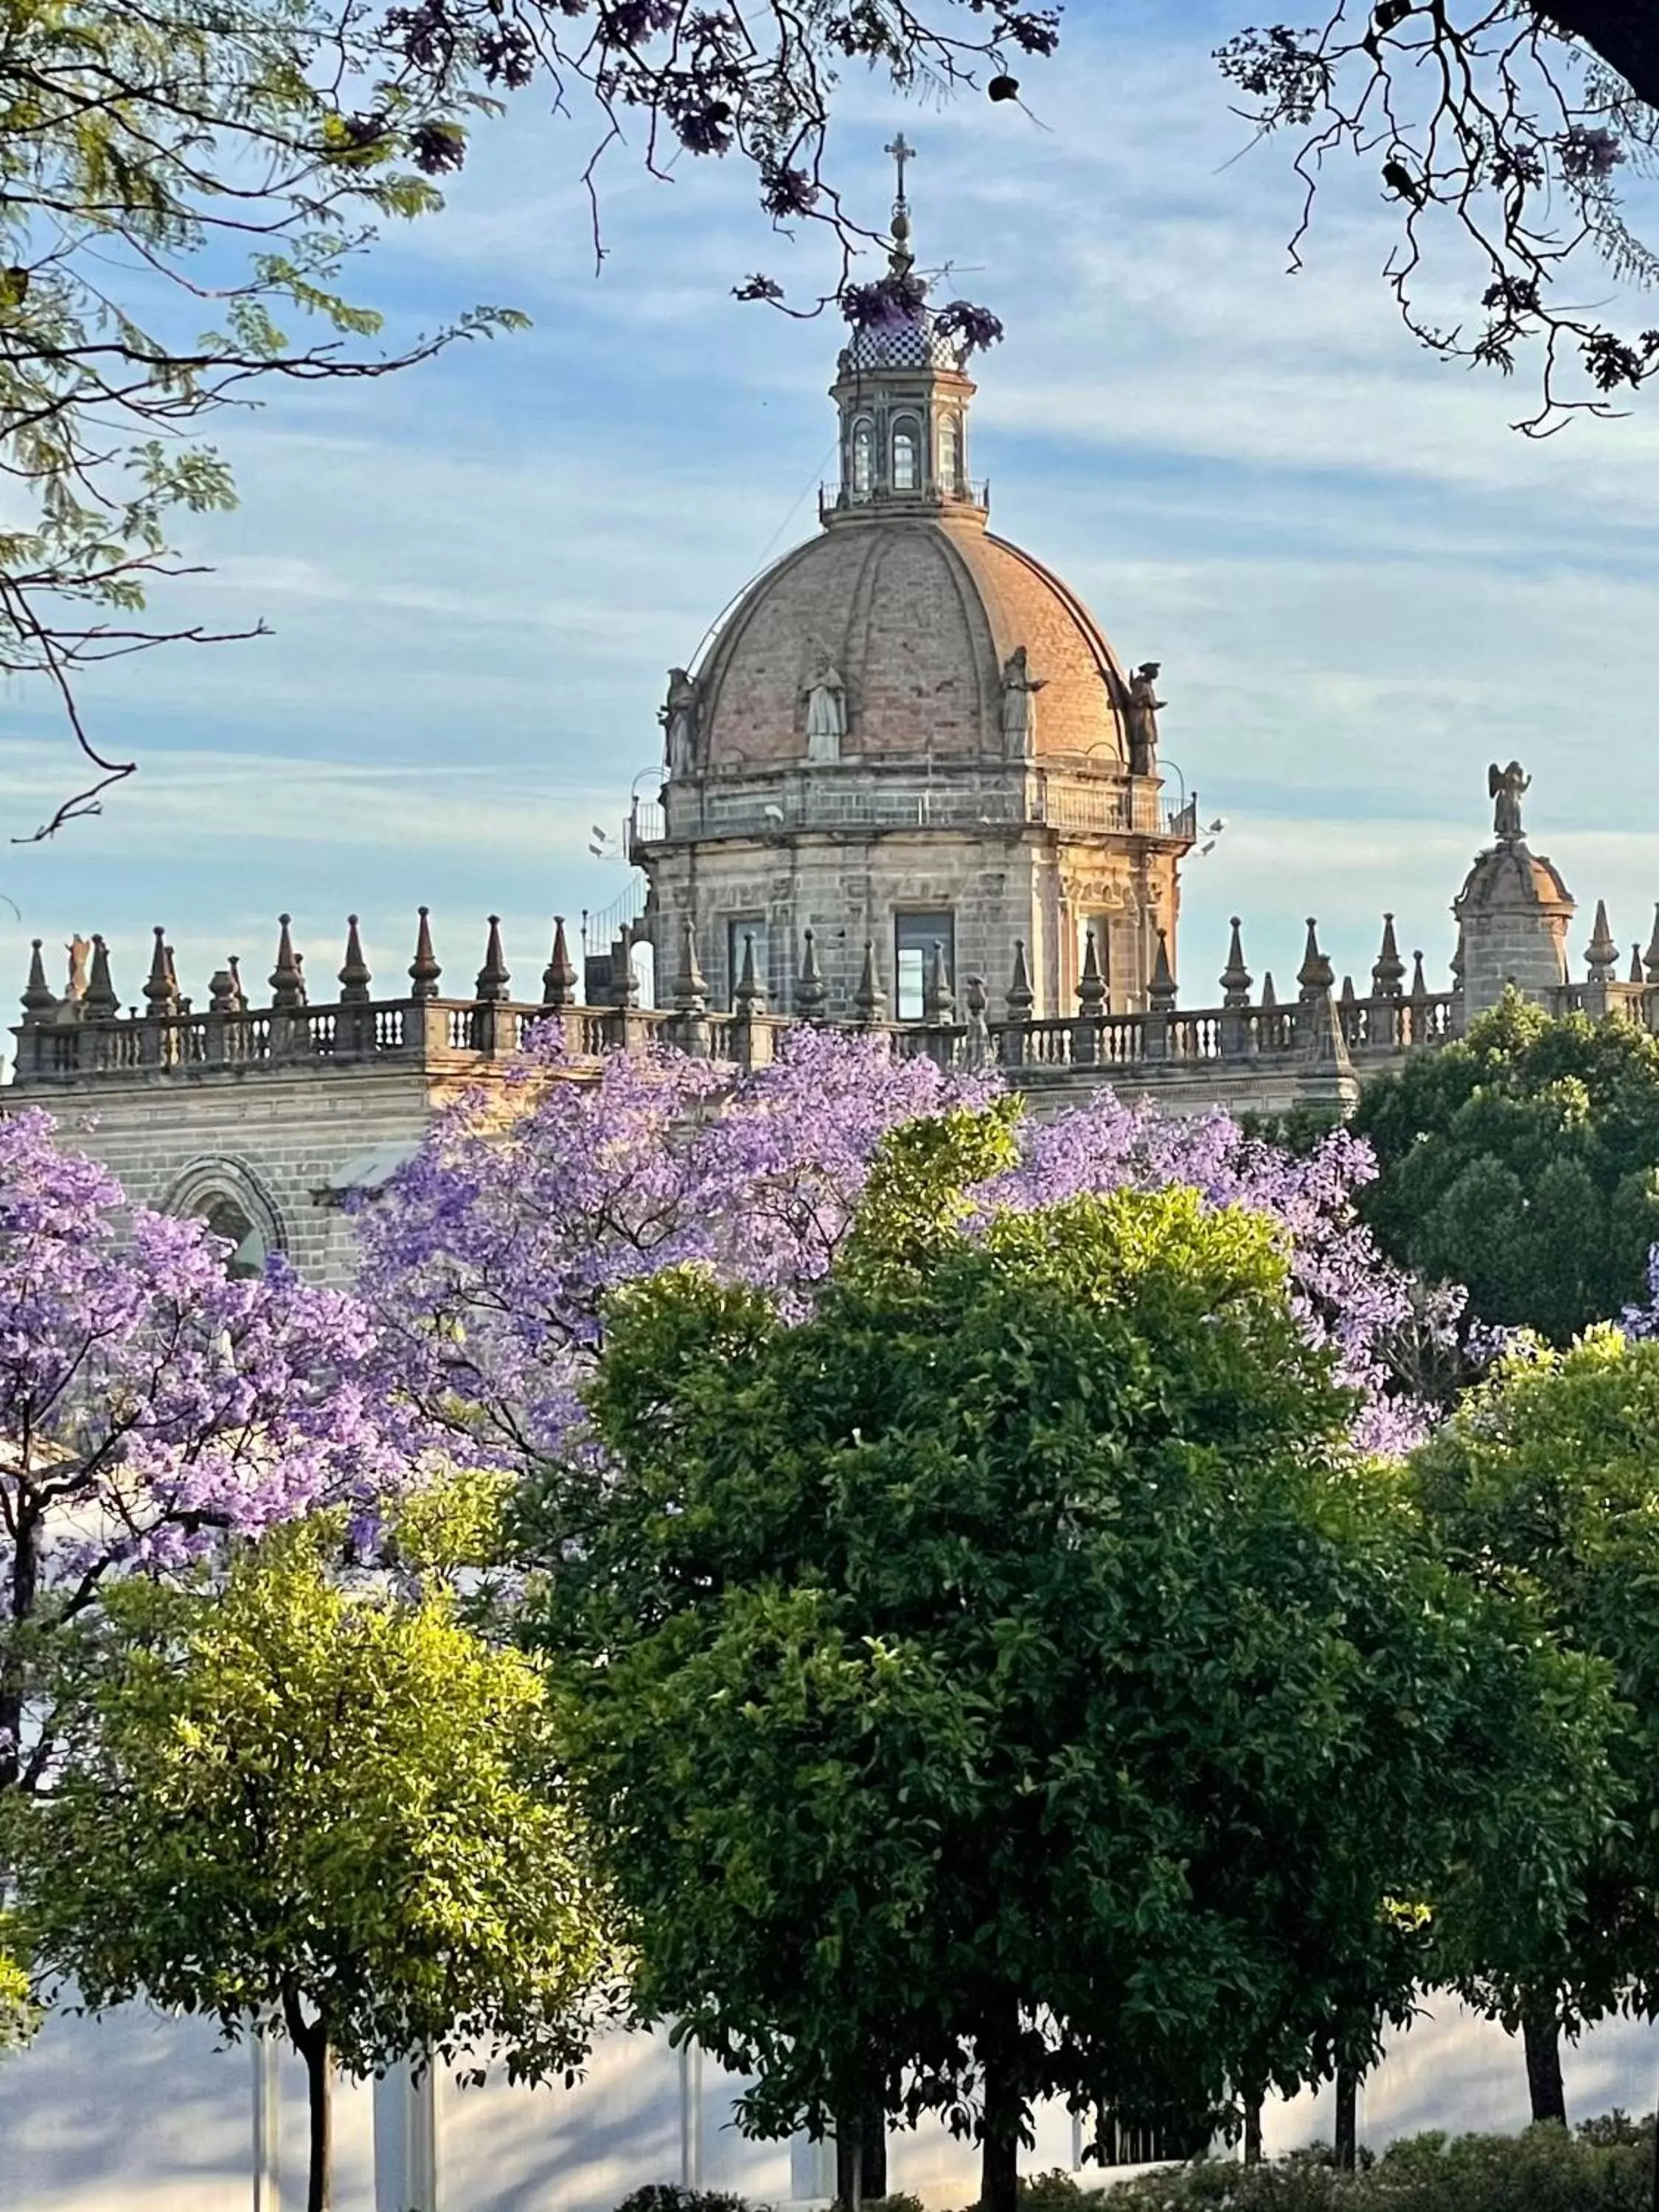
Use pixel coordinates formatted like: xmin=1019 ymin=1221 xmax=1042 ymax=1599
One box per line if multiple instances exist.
xmin=892 ymin=422 xmax=919 ymax=492
xmin=198 ymin=1194 xmax=269 ymax=1279
xmin=163 ymin=1159 xmax=285 ymax=1280
xmin=851 ymin=420 xmax=874 ymax=498
xmin=939 ymin=414 xmax=960 ymax=492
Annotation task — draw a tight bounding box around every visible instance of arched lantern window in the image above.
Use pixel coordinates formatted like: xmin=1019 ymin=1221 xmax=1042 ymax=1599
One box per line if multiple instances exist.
xmin=939 ymin=415 xmax=961 ymax=492
xmin=891 ymin=421 xmax=919 ymax=492
xmin=851 ymin=420 xmax=874 ymax=498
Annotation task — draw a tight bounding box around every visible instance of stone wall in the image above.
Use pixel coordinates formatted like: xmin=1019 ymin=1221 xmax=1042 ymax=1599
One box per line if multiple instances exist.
xmin=38 ymin=1062 xmax=440 ymax=1281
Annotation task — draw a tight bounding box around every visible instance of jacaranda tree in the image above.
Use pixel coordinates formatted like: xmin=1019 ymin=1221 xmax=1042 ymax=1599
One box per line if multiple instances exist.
xmin=0 ymin=1108 xmax=413 ymax=1804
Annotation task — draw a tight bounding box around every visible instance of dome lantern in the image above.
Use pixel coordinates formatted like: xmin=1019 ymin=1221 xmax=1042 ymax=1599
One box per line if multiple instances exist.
xmin=827 ymin=137 xmax=984 ymax=521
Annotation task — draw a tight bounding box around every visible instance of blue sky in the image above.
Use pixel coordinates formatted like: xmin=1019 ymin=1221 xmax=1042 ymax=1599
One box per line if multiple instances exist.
xmin=4 ymin=0 xmax=1658 ymax=1018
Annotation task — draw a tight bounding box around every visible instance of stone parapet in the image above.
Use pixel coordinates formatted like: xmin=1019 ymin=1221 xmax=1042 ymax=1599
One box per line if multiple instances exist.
xmin=636 ymin=767 xmax=1194 ymax=854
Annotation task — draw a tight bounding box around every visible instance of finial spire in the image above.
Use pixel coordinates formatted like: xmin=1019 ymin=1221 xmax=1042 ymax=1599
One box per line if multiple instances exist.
xmin=1077 ymin=928 xmax=1107 ymax=1018
xmin=542 ymin=916 xmax=577 ymax=1010
xmin=853 ymin=938 xmax=888 ymax=1025
xmin=21 ymin=939 xmax=56 ymax=1020
xmin=269 ymin=915 xmax=305 ymax=1011
xmin=338 ymin=916 xmax=372 ymax=1004
xmin=1148 ymin=928 xmax=1178 ymax=1012
xmin=1006 ymin=938 xmax=1034 ymax=1020
xmin=476 ymin=915 xmax=511 ymax=1004
xmin=84 ymin=936 xmax=119 ymax=1019
xmin=1220 ymin=917 xmax=1252 ymax=1008
xmin=1297 ymin=917 xmax=1333 ymax=1003
xmin=1371 ymin=913 xmax=1405 ymax=999
xmin=675 ymin=914 xmax=709 ymax=1013
xmin=885 ymin=132 xmax=917 ymax=275
xmin=1587 ymin=897 xmax=1619 ymax=981
xmin=144 ymin=926 xmax=178 ymax=1015
xmin=734 ymin=931 xmax=766 ymax=1016
xmin=923 ymin=937 xmax=956 ymax=1026
xmin=794 ymin=928 xmax=826 ymax=1020
xmin=408 ymin=907 xmax=442 ymax=1001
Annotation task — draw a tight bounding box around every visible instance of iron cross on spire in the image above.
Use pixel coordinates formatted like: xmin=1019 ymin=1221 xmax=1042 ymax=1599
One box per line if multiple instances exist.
xmin=886 ymin=132 xmax=915 ymax=208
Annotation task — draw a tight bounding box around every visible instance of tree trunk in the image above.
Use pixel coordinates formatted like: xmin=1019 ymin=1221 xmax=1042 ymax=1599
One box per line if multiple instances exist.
xmin=1521 ymin=1991 xmax=1567 ymax=2126
xmin=1243 ymin=2100 xmax=1263 ymax=2167
xmin=0 ymin=1499 xmax=41 ymax=1795
xmin=835 ymin=2121 xmax=860 ymax=2212
xmin=978 ymin=2039 xmax=1022 ymax=2212
xmin=835 ymin=2094 xmax=888 ymax=2208
xmin=859 ymin=2090 xmax=887 ymax=2202
xmin=303 ymin=2031 xmax=332 ymax=2212
xmin=1332 ymin=2065 xmax=1357 ymax=2172
xmin=282 ymin=1989 xmax=332 ymax=2212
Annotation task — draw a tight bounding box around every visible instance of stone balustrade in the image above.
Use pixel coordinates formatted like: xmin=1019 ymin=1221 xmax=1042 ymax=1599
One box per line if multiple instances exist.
xmin=15 ymin=899 xmax=1659 ymax=1110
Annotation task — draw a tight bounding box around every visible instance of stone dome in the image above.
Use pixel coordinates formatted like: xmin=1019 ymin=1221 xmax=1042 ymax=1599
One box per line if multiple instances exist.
xmin=1454 ymin=840 xmax=1574 ymax=918
xmin=693 ymin=512 xmax=1130 ymax=768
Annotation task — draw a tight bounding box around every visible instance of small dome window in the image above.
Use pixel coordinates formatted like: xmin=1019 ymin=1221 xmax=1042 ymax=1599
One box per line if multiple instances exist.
xmin=892 ymin=422 xmax=919 ymax=492
xmin=852 ymin=420 xmax=874 ymax=498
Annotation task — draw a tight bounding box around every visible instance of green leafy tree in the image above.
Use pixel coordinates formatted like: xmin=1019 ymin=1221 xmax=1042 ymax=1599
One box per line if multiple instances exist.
xmin=1354 ymin=995 xmax=1659 ymax=1346
xmin=1412 ymin=1329 xmax=1659 ymax=2135
xmin=4 ymin=1520 xmax=613 ymax=2212
xmin=524 ymin=1115 xmax=1610 ymax=2212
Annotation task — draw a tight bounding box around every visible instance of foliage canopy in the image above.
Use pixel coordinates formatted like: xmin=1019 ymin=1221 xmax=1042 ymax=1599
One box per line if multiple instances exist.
xmin=4 ymin=1522 xmax=613 ymax=2208
xmin=1353 ymin=996 xmax=1659 ymax=1345
xmin=1413 ymin=1328 xmax=1659 ymax=2042
xmin=524 ymin=1114 xmax=1610 ymax=2212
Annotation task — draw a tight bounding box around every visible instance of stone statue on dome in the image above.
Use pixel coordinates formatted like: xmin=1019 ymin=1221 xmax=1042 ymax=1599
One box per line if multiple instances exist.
xmin=804 ymin=657 xmax=847 ymax=762
xmin=999 ymin=647 xmax=1045 ymax=757
xmin=1489 ymin=759 xmax=1530 ymax=841
xmin=661 ymin=667 xmax=700 ymax=773
xmin=1127 ymin=661 xmax=1165 ymax=776
xmin=64 ymin=936 xmax=90 ymax=1002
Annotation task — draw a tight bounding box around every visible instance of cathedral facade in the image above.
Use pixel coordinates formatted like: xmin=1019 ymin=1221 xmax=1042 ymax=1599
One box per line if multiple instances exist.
xmin=7 ymin=165 xmax=1659 ymax=2212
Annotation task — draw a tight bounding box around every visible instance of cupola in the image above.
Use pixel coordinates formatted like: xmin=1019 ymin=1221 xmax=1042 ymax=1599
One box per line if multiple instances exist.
xmin=825 ymin=135 xmax=988 ymax=521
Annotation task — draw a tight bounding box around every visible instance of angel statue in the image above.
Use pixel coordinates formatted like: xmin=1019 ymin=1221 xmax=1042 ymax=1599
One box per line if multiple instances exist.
xmin=1489 ymin=760 xmax=1530 ymax=841
xmin=64 ymin=936 xmax=91 ymax=1001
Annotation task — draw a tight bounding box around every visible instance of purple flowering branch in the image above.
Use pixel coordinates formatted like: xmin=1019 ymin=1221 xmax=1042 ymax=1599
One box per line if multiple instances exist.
xmin=0 ymin=1112 xmax=419 ymax=1795
xmin=360 ymin=1030 xmax=1447 ymax=1476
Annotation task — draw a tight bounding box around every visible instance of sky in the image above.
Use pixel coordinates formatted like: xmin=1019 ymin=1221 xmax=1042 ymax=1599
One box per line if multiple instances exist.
xmin=4 ymin=0 xmax=1659 ymax=1018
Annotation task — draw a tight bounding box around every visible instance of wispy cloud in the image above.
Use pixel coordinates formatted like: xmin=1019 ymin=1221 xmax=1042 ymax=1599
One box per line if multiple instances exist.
xmin=1 ymin=0 xmax=1654 ymax=1011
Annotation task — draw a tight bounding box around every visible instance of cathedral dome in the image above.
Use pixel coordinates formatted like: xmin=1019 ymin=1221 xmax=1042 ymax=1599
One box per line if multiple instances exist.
xmin=692 ymin=512 xmax=1131 ymax=768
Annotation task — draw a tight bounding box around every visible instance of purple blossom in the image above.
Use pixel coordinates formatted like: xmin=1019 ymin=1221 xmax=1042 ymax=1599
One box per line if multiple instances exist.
xmin=357 ymin=1027 xmax=994 ymax=1461
xmin=360 ymin=1032 xmax=1440 ymax=1468
xmin=0 ymin=1110 xmax=419 ymax=1792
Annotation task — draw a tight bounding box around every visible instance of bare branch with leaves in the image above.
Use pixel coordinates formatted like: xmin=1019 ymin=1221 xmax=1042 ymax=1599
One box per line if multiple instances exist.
xmin=1218 ymin=1 xmax=1659 ymax=434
